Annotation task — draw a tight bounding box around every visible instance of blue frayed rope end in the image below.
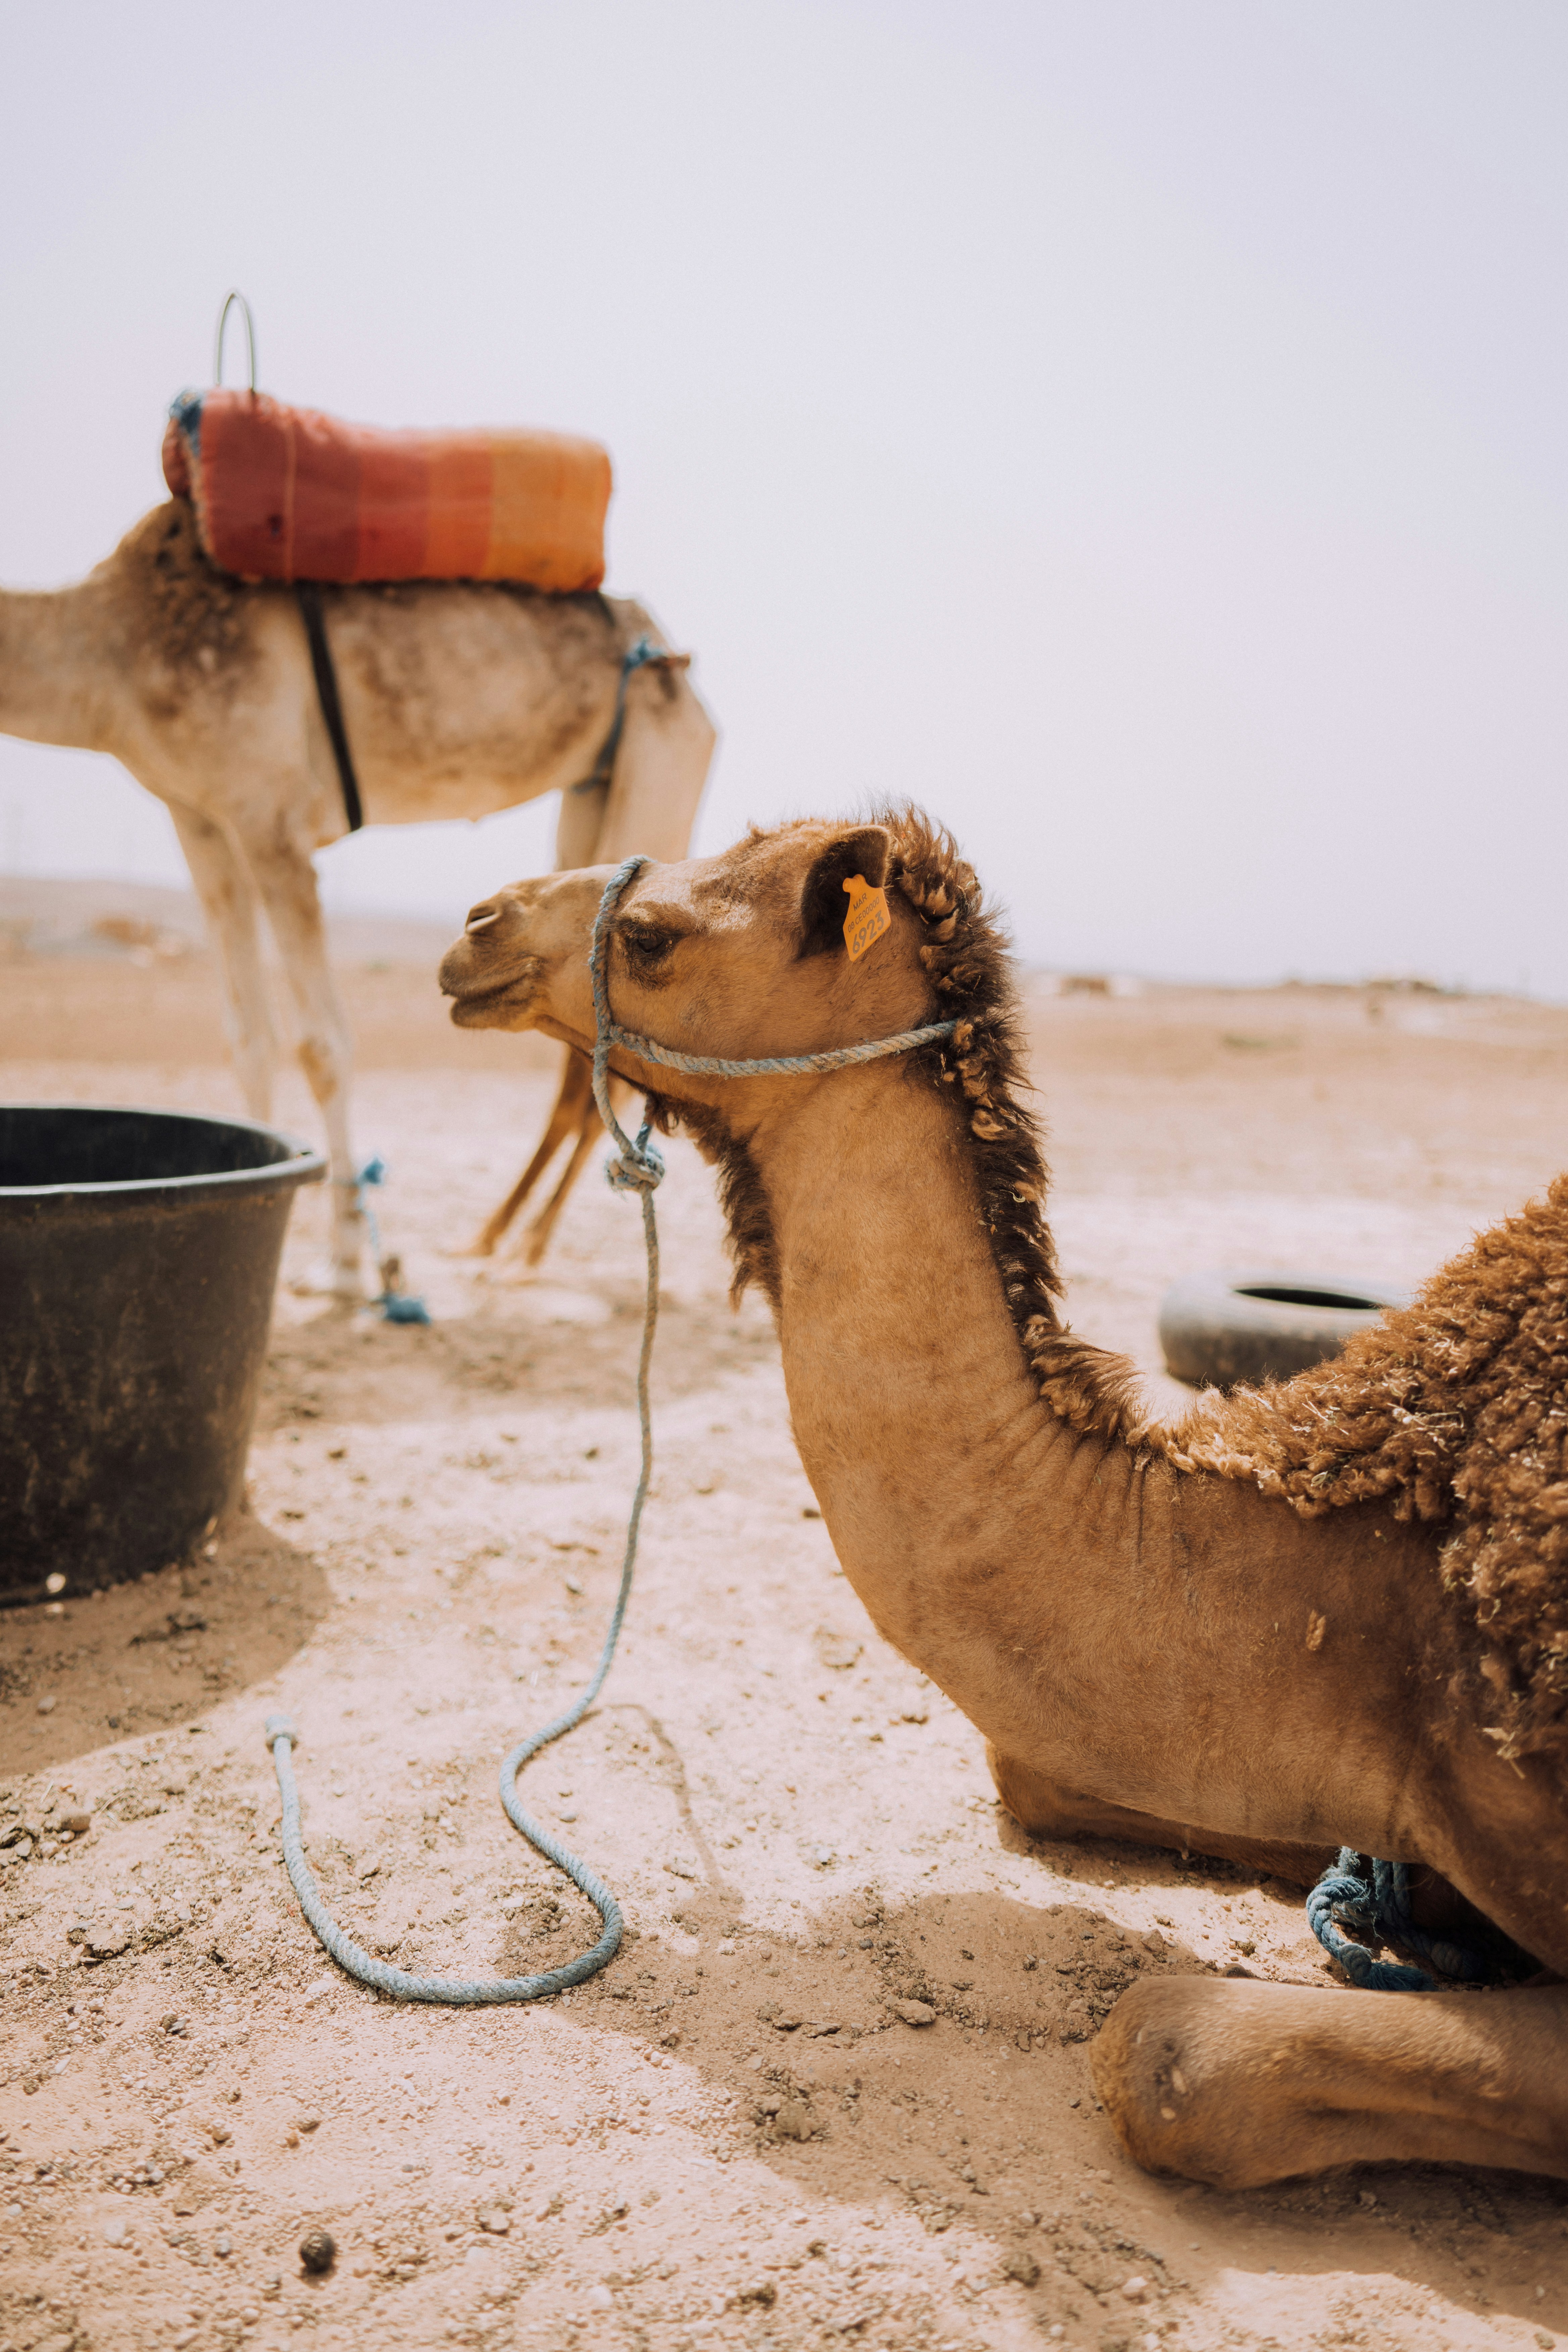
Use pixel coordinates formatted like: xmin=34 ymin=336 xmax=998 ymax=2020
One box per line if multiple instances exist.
xmin=379 ymin=1292 xmax=432 ymax=1326
xmin=352 ymin=1157 xmax=433 ymax=1325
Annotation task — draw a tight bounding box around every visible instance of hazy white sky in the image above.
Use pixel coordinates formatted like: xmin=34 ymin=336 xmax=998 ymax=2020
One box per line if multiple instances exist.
xmin=2 ymin=2 xmax=1565 ymax=988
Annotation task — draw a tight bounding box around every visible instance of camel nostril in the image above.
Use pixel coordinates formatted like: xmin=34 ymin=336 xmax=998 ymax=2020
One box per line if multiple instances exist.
xmin=466 ymin=902 xmax=503 ymax=934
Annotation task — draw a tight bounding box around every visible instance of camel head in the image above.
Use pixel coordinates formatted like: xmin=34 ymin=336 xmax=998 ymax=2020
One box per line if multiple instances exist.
xmin=442 ymin=809 xmax=1090 ymax=1342
xmin=443 ymin=810 xmax=1164 ymax=1440
xmin=439 ymin=817 xmax=945 ymax=1103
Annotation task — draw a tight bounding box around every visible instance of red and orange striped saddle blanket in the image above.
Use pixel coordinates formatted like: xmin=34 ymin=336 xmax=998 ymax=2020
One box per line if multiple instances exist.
xmin=162 ymin=389 xmax=610 ymax=591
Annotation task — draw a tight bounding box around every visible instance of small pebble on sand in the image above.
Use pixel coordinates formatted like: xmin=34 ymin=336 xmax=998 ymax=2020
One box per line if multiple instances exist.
xmin=299 ymin=2226 xmax=336 ymax=2274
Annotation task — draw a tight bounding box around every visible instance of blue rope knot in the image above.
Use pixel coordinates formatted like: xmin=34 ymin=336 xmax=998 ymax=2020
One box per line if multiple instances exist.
xmin=1306 ymin=1848 xmax=1493 ymax=1991
xmin=605 ymin=1131 xmax=665 ymax=1195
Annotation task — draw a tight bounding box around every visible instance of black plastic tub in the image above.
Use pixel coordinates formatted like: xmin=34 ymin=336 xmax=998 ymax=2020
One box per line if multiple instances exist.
xmin=0 ymin=1105 xmax=326 ymax=1602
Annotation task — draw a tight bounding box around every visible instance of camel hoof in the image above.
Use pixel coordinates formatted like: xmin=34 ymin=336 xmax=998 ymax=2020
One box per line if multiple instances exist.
xmin=289 ymin=1257 xmax=368 ymax=1303
xmin=490 ymin=1258 xmax=542 ymax=1289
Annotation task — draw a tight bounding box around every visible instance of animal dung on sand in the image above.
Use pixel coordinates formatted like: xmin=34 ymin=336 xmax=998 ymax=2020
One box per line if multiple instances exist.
xmin=162 ymin=388 xmax=611 ymax=591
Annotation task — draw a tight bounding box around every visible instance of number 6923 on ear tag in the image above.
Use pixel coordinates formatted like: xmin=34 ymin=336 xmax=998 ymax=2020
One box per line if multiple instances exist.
xmin=842 ymin=874 xmax=891 ymax=962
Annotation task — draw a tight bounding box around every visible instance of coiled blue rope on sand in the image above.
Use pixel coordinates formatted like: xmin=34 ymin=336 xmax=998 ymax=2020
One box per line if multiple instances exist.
xmin=266 ymin=855 xmax=956 ymax=2004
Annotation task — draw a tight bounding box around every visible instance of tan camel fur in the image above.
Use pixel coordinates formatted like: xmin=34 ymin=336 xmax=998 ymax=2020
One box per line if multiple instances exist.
xmin=0 ymin=501 xmax=714 ymax=1288
xmin=438 ymin=809 xmax=1568 ymax=2192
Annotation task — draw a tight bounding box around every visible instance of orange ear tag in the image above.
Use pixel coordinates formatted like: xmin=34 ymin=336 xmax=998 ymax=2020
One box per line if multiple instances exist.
xmin=841 ymin=874 xmax=891 ymax=962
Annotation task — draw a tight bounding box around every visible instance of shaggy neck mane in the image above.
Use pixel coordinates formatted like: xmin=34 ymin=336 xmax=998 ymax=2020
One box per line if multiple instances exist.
xmin=654 ymin=805 xmax=1150 ymax=1445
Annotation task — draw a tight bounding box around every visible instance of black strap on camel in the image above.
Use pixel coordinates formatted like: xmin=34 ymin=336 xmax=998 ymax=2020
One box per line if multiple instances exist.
xmin=295 ymin=595 xmax=675 ymax=841
xmin=295 ymin=584 xmax=365 ymax=833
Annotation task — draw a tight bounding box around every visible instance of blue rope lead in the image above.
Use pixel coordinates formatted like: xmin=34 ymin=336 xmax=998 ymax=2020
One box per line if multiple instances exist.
xmin=266 ymin=856 xmax=954 ymax=2005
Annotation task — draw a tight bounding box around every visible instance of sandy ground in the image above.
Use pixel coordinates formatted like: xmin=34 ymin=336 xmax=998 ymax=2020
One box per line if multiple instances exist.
xmin=4 ymin=904 xmax=1568 ymax=2352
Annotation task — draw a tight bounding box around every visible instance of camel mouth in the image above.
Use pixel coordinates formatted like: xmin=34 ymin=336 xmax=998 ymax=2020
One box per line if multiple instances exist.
xmin=440 ymin=954 xmax=544 ymax=1030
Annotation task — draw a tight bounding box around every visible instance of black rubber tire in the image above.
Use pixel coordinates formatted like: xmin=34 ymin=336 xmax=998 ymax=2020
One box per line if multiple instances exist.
xmin=1158 ymin=1267 xmax=1410 ymax=1391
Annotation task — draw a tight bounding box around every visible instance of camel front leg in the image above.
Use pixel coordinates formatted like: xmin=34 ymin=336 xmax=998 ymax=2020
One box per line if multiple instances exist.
xmin=240 ymin=830 xmax=363 ymax=1296
xmin=1092 ymin=1975 xmax=1568 ymax=2188
xmin=167 ymin=803 xmax=277 ymax=1121
xmin=987 ymin=1744 xmax=1333 ymax=1886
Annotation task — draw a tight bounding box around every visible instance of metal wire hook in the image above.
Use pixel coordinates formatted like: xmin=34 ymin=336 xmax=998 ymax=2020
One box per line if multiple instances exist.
xmin=214 ymin=290 xmax=258 ymax=394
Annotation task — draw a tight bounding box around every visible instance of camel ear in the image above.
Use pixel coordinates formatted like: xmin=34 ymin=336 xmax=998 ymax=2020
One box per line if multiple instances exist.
xmin=797 ymin=826 xmax=892 ymax=959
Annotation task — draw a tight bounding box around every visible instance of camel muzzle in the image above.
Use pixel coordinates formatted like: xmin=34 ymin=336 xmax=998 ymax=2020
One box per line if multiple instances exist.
xmin=438 ymin=939 xmax=544 ymax=1029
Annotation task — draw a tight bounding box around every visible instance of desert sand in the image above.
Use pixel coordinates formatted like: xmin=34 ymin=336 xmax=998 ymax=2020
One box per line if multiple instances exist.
xmin=3 ymin=883 xmax=1568 ymax=2352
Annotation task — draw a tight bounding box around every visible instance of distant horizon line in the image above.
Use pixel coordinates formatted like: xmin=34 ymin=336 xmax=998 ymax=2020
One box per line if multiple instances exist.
xmin=0 ymin=865 xmax=1549 ymax=1007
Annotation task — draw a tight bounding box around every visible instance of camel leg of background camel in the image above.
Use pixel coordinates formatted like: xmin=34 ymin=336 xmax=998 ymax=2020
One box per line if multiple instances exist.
xmin=593 ymin=660 xmax=716 ymax=869
xmin=986 ymin=1744 xmax=1334 ymax=1885
xmin=473 ymin=663 xmax=716 ymax=1267
xmin=465 ymin=1057 xmax=635 ymax=1272
xmin=518 ymin=664 xmax=715 ymax=1244
xmin=461 ymin=1053 xmax=595 ymax=1258
xmin=460 ymin=772 xmax=608 ymax=1262
xmin=1092 ymin=1975 xmax=1568 ymax=2189
xmin=168 ymin=803 xmax=278 ymax=1121
xmin=238 ymin=827 xmax=363 ymax=1296
xmin=516 ymin=1074 xmax=636 ymax=1267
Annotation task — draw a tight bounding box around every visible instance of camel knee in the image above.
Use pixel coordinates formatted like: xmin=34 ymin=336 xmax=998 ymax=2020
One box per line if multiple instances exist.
xmin=297 ymin=1033 xmax=346 ymax=1105
xmin=1092 ymin=1979 xmax=1295 ymax=2191
xmin=1093 ymin=1977 xmax=1360 ymax=2192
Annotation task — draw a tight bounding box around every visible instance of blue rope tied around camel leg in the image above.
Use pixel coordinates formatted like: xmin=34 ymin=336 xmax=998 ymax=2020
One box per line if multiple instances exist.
xmin=1306 ymin=1849 xmax=1494 ymax=1991
xmin=265 ymin=856 xmax=955 ymax=2006
xmin=350 ymin=1156 xmax=432 ymax=1325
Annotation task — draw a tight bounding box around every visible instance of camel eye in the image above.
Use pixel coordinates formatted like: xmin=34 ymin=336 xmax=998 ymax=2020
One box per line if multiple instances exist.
xmin=620 ymin=926 xmax=679 ymax=973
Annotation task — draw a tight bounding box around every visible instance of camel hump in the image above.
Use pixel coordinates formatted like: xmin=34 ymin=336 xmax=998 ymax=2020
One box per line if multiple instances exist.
xmin=163 ymin=389 xmax=611 ymax=593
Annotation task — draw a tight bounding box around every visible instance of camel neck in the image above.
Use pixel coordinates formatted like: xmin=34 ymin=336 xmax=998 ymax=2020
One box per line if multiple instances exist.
xmin=0 ymin=582 xmax=117 ymax=753
xmin=748 ymin=1062 xmax=1077 ymax=1737
xmin=744 ymin=1060 xmax=1442 ymax=1863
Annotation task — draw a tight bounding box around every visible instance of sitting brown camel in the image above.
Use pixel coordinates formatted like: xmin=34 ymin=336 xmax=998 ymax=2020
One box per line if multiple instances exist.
xmin=0 ymin=501 xmax=714 ymax=1290
xmin=439 ymin=808 xmax=1568 ymax=2190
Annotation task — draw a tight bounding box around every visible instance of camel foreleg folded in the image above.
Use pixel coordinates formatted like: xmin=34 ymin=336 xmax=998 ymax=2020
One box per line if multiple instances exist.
xmin=1092 ymin=1975 xmax=1568 ymax=2188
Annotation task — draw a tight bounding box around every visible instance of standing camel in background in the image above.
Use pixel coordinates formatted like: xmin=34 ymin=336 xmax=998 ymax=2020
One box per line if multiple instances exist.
xmin=0 ymin=499 xmax=715 ymax=1292
xmin=440 ymin=809 xmax=1568 ymax=2189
